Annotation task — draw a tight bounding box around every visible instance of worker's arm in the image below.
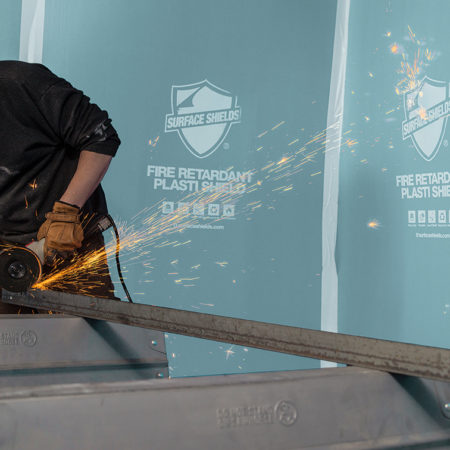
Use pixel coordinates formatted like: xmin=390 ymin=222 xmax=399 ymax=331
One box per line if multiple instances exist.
xmin=36 ymin=77 xmax=120 ymax=263
xmin=37 ymin=150 xmax=113 ymax=263
xmin=60 ymin=150 xmax=112 ymax=208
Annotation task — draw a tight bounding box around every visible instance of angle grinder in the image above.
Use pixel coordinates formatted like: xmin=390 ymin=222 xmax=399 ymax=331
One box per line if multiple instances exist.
xmin=0 ymin=213 xmax=113 ymax=293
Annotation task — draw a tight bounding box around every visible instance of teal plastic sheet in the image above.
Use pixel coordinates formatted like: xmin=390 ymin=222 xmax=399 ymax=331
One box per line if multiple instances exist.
xmin=42 ymin=0 xmax=337 ymax=376
xmin=338 ymin=0 xmax=450 ymax=349
xmin=0 ymin=0 xmax=21 ymax=60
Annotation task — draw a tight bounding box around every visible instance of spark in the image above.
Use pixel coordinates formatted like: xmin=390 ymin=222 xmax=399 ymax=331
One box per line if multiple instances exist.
xmin=418 ymin=107 xmax=428 ymax=120
xmin=390 ymin=43 xmax=399 ymax=54
xmin=257 ymin=130 xmax=268 ymax=138
xmin=407 ymin=25 xmax=417 ymax=43
xmin=215 ymin=261 xmax=228 ymax=268
xmin=310 ymin=171 xmax=322 ymax=177
xmin=34 ymin=117 xmax=355 ymax=294
xmin=29 ymin=179 xmax=38 ymax=189
xmin=225 ymin=346 xmax=235 ymax=360
xmin=367 ymin=219 xmax=381 ymax=230
xmin=174 ymin=277 xmax=200 ymax=284
xmin=271 ymin=121 xmax=285 ymax=131
xmin=369 ymin=72 xmax=374 ymax=78
xmin=148 ymin=136 xmax=160 ymax=147
xmin=393 ymin=27 xmax=435 ymax=96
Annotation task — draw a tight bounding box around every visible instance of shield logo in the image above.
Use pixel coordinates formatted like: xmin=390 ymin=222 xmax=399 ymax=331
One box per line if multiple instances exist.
xmin=403 ymin=77 xmax=449 ymax=161
xmin=165 ymin=80 xmax=241 ymax=158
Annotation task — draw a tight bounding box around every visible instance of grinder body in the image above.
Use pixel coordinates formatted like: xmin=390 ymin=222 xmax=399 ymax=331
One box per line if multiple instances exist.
xmin=0 ymin=213 xmax=113 ymax=293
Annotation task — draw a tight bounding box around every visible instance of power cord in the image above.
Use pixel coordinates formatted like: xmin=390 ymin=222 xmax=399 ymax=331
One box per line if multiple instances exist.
xmin=106 ymin=214 xmax=133 ymax=303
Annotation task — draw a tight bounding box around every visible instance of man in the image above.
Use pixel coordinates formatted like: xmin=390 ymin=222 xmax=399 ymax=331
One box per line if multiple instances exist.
xmin=0 ymin=61 xmax=121 ymax=312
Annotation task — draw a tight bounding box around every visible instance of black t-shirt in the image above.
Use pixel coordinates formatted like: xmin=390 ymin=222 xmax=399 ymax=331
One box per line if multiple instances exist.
xmin=0 ymin=61 xmax=120 ymax=244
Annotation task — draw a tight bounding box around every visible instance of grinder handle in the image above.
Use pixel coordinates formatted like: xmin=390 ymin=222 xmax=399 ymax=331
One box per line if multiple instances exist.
xmin=27 ymin=213 xmax=113 ymax=265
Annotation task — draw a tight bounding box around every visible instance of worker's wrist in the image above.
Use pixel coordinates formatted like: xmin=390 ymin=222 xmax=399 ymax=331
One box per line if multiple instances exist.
xmin=56 ymin=200 xmax=81 ymax=211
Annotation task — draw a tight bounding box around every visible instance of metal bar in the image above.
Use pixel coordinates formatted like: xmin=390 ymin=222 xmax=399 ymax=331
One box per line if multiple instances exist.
xmin=3 ymin=289 xmax=450 ymax=382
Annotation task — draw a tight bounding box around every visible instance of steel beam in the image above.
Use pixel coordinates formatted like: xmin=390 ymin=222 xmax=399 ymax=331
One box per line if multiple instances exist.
xmin=2 ymin=289 xmax=450 ymax=382
xmin=0 ymin=367 xmax=448 ymax=449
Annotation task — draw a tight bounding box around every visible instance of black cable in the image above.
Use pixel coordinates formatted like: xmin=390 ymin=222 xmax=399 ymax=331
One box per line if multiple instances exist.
xmin=107 ymin=214 xmax=133 ymax=303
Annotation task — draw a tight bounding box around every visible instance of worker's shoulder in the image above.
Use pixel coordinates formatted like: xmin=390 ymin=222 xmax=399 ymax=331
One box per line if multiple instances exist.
xmin=0 ymin=60 xmax=62 ymax=96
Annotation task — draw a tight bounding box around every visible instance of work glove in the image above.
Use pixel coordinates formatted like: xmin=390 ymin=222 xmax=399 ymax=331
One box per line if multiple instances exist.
xmin=37 ymin=201 xmax=84 ymax=265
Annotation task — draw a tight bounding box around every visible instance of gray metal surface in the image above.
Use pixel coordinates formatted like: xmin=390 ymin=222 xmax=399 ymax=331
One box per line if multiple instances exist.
xmin=0 ymin=367 xmax=448 ymax=450
xmin=3 ymin=289 xmax=450 ymax=382
xmin=0 ymin=315 xmax=168 ymax=386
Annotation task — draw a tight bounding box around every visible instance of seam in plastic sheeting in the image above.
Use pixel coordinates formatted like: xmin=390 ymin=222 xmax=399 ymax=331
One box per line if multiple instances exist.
xmin=321 ymin=0 xmax=350 ymax=368
xmin=19 ymin=0 xmax=45 ymax=63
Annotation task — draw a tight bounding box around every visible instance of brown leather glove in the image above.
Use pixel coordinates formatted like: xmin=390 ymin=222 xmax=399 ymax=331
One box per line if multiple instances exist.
xmin=37 ymin=201 xmax=84 ymax=265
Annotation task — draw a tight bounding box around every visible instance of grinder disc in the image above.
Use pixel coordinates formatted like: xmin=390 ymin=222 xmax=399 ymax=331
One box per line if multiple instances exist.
xmin=0 ymin=246 xmax=42 ymax=292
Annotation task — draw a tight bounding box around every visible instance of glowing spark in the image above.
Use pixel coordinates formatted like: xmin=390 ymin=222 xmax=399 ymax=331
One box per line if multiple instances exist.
xmin=310 ymin=172 xmax=321 ymax=177
xmin=386 ymin=31 xmax=392 ymax=37
xmin=407 ymin=25 xmax=417 ymax=43
xmin=390 ymin=43 xmax=399 ymax=54
xmin=425 ymin=48 xmax=434 ymax=61
xmin=271 ymin=121 xmax=285 ymax=131
xmin=225 ymin=346 xmax=235 ymax=360
xmin=418 ymin=107 xmax=428 ymax=120
xmin=29 ymin=179 xmax=38 ymax=189
xmin=257 ymin=130 xmax=268 ymax=138
xmin=364 ymin=116 xmax=370 ymax=121
xmin=174 ymin=277 xmax=200 ymax=284
xmin=148 ymin=136 xmax=160 ymax=147
xmin=367 ymin=219 xmax=381 ymax=230
xmin=34 ymin=117 xmax=356 ymax=294
xmin=215 ymin=261 xmax=228 ymax=268
xmin=368 ymin=72 xmax=374 ymax=78
xmin=256 ymin=146 xmax=263 ymax=151
xmin=288 ymin=138 xmax=299 ymax=146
